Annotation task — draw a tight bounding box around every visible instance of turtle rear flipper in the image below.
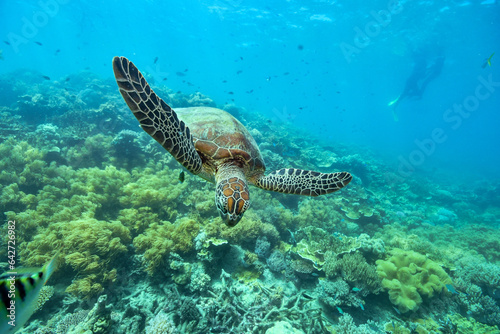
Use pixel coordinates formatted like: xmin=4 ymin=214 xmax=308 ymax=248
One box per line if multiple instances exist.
xmin=255 ymin=169 xmax=352 ymax=196
xmin=112 ymin=56 xmax=202 ymax=175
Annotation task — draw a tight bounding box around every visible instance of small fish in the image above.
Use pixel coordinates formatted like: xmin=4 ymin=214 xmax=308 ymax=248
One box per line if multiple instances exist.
xmin=228 ymin=91 xmax=234 ymax=95
xmin=302 ymin=292 xmax=314 ymax=300
xmin=175 ymin=72 xmax=186 ymax=77
xmin=393 ymin=306 xmax=401 ymax=315
xmin=3 ymin=41 xmax=10 ymax=46
xmin=42 ymin=76 xmax=50 ymax=80
xmin=0 ymin=253 xmax=59 ymax=333
xmin=34 ymin=41 xmax=43 ymax=46
xmin=336 ymin=306 xmax=343 ymax=315
xmin=359 ymin=302 xmax=364 ymax=311
xmin=266 ymin=76 xmax=271 ymax=82
xmin=222 ymin=80 xmax=227 ymax=83
xmin=236 ymin=70 xmax=243 ymax=74
xmin=65 ymin=77 xmax=70 ymax=82
xmin=240 ymin=56 xmax=243 ymax=60
xmin=153 ymin=56 xmax=158 ymax=64
xmin=352 ymin=287 xmax=361 ymax=292
xmin=446 ymin=284 xmax=459 ymax=294
xmin=54 ymin=49 xmax=60 ymax=55
xmin=184 ymin=68 xmax=188 ymax=72
xmin=246 ymin=90 xmax=253 ymax=94
xmin=283 ymin=72 xmax=290 ymax=75
xmin=487 ymin=53 xmax=495 ymax=66
xmin=0 ymin=50 xmax=3 ymax=60
xmin=482 ymin=53 xmax=495 ymax=68
xmin=179 ymin=171 xmax=185 ymax=183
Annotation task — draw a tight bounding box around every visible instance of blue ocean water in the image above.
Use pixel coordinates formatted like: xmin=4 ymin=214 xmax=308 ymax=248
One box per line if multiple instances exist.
xmin=1 ymin=0 xmax=499 ymax=179
xmin=1 ymin=1 xmax=500 ymax=333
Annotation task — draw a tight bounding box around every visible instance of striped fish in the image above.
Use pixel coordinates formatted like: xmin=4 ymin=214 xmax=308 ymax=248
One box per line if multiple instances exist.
xmin=0 ymin=254 xmax=58 ymax=333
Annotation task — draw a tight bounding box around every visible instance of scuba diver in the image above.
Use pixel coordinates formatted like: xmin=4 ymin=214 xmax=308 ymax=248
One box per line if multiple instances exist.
xmin=389 ymin=54 xmax=445 ymax=121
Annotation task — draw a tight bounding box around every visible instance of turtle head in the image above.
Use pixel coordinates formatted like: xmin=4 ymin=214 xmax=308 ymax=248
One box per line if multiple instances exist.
xmin=215 ymin=174 xmax=250 ymax=227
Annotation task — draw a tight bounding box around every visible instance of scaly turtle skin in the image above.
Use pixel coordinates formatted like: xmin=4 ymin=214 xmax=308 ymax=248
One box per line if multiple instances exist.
xmin=113 ymin=56 xmax=352 ymax=226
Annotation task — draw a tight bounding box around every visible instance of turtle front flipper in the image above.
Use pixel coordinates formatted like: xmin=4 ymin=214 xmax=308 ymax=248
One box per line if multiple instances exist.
xmin=112 ymin=56 xmax=202 ymax=175
xmin=255 ymin=169 xmax=352 ymax=196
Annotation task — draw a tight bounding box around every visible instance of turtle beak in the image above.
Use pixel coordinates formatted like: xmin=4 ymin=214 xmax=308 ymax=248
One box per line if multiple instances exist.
xmin=220 ymin=212 xmax=243 ymax=227
xmin=215 ymin=175 xmax=250 ymax=227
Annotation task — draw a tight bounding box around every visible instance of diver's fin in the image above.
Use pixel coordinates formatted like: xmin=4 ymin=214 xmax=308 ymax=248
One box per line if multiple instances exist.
xmin=487 ymin=52 xmax=494 ymax=66
xmin=388 ymin=95 xmax=400 ymax=107
xmin=392 ymin=108 xmax=399 ymax=122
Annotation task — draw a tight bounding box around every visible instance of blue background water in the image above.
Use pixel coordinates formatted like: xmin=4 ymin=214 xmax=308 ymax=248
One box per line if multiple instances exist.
xmin=1 ymin=0 xmax=499 ymax=180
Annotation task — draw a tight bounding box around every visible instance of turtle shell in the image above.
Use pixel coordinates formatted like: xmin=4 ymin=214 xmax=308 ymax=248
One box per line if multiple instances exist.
xmin=175 ymin=107 xmax=265 ymax=175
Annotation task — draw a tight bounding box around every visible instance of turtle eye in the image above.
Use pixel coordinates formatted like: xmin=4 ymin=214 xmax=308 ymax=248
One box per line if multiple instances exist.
xmin=216 ymin=177 xmax=250 ymax=226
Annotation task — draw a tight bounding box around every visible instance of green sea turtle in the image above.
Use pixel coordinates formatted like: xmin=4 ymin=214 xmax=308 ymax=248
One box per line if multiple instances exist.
xmin=112 ymin=56 xmax=352 ymax=226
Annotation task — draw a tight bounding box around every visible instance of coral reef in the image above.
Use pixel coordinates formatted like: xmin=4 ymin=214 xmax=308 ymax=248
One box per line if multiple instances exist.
xmin=376 ymin=248 xmax=452 ymax=313
xmin=145 ymin=312 xmax=178 ymax=334
xmin=1 ymin=69 xmax=499 ymax=334
xmin=133 ymin=217 xmax=200 ymax=275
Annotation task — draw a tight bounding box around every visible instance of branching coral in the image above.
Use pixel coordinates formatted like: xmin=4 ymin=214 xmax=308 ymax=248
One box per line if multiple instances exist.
xmin=324 ymin=252 xmax=381 ymax=293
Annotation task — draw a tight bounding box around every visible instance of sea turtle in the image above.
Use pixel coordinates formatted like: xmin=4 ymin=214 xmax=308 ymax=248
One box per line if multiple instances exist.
xmin=112 ymin=56 xmax=352 ymax=226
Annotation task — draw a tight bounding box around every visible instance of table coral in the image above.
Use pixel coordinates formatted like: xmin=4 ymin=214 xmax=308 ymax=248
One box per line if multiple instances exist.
xmin=376 ymin=248 xmax=452 ymax=313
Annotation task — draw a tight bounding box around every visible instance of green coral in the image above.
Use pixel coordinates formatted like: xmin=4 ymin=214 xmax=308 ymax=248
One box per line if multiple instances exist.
xmin=208 ymin=210 xmax=279 ymax=245
xmin=65 ymin=133 xmax=114 ymax=168
xmin=376 ymin=248 xmax=452 ymax=313
xmin=293 ymin=197 xmax=343 ymax=230
xmin=120 ymin=164 xmax=189 ymax=220
xmin=117 ymin=206 xmax=159 ymax=236
xmin=133 ymin=217 xmax=200 ymax=275
xmin=20 ymin=218 xmax=130 ymax=299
